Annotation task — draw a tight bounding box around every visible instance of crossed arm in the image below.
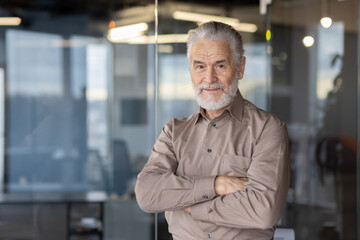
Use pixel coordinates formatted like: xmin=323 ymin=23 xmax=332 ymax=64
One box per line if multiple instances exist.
xmin=183 ymin=176 xmax=248 ymax=213
xmin=135 ymin=120 xmax=290 ymax=229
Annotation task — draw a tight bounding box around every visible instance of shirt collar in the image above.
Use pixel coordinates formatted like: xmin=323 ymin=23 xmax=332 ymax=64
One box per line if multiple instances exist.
xmin=194 ymin=109 xmax=204 ymax=125
xmin=194 ymin=90 xmax=244 ymax=125
xmin=226 ymin=90 xmax=244 ymax=122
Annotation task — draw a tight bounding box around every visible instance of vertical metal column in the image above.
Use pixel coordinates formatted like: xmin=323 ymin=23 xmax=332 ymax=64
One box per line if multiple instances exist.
xmin=154 ymin=0 xmax=159 ymax=239
xmin=356 ymin=0 xmax=360 ymax=238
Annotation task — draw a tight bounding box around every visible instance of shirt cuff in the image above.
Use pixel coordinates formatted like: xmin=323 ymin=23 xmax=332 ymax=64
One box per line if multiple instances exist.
xmin=193 ymin=176 xmax=216 ymax=202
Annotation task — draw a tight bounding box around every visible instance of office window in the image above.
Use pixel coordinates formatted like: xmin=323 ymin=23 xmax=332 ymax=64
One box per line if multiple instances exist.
xmin=5 ymin=30 xmax=110 ymax=192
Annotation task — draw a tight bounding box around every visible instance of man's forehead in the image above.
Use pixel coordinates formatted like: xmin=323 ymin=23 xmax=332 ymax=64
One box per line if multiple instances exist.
xmin=191 ymin=40 xmax=232 ymax=61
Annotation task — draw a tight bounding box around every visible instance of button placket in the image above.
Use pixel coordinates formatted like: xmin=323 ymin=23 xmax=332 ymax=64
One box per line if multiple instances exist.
xmin=203 ymin=119 xmax=217 ymax=175
xmin=206 ymin=121 xmax=216 ymax=154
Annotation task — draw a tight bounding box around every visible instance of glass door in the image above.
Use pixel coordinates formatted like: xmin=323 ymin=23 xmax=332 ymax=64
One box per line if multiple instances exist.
xmin=267 ymin=0 xmax=358 ymax=239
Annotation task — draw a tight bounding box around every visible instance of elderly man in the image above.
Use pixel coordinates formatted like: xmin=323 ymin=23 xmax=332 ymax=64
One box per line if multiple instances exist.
xmin=135 ymin=21 xmax=290 ymax=240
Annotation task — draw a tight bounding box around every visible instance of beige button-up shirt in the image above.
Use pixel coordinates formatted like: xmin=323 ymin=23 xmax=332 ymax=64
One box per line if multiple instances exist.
xmin=135 ymin=91 xmax=290 ymax=240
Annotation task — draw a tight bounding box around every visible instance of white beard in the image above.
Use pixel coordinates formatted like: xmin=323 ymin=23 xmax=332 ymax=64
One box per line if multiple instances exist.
xmin=193 ymin=79 xmax=238 ymax=110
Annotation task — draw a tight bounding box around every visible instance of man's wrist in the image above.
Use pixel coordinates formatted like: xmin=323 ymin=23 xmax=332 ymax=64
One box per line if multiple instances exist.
xmin=194 ymin=176 xmax=217 ymax=201
xmin=214 ymin=176 xmax=226 ymax=195
xmin=184 ymin=206 xmax=191 ymax=213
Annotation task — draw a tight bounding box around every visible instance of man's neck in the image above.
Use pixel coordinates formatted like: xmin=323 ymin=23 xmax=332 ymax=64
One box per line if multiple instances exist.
xmin=205 ymin=106 xmax=228 ymax=120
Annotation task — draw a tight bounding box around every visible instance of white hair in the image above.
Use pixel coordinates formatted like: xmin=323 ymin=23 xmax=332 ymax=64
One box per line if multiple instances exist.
xmin=186 ymin=21 xmax=245 ymax=68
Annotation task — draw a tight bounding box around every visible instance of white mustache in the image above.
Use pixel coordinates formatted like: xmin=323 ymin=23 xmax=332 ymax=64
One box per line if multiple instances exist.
xmin=197 ymin=83 xmax=225 ymax=90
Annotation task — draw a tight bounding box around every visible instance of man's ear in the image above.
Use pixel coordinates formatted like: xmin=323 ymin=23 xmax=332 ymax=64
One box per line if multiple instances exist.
xmin=238 ymin=56 xmax=246 ymax=80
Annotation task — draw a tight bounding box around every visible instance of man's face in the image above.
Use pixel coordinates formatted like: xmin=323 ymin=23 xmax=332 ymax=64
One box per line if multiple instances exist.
xmin=190 ymin=40 xmax=245 ymax=110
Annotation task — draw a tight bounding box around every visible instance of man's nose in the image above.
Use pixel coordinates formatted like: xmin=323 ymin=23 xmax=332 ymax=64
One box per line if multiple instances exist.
xmin=204 ymin=67 xmax=217 ymax=83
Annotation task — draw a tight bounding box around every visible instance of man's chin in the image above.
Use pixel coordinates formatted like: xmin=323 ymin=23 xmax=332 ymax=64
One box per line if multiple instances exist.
xmin=196 ymin=90 xmax=236 ymax=111
xmin=201 ymin=92 xmax=221 ymax=102
xmin=197 ymin=98 xmax=221 ymax=110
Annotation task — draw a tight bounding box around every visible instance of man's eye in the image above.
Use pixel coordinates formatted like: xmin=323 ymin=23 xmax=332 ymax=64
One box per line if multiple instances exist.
xmin=196 ymin=65 xmax=204 ymax=70
xmin=217 ymin=64 xmax=225 ymax=69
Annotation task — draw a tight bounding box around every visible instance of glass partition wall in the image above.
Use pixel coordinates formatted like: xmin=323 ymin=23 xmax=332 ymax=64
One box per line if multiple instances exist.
xmin=268 ymin=0 xmax=358 ymax=239
xmin=0 ymin=0 xmax=358 ymax=239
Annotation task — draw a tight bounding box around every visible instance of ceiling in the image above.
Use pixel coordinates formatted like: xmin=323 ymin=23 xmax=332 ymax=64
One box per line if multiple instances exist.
xmin=0 ymin=0 xmax=260 ymax=19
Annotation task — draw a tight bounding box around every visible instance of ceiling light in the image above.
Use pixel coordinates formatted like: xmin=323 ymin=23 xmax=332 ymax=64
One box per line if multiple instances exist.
xmin=232 ymin=23 xmax=257 ymax=33
xmin=107 ymin=22 xmax=148 ymax=41
xmin=302 ymin=36 xmax=315 ymax=47
xmin=172 ymin=11 xmax=257 ymax=33
xmin=173 ymin=11 xmax=239 ymax=25
xmin=108 ymin=34 xmax=188 ymax=44
xmin=0 ymin=17 xmax=21 ymax=26
xmin=320 ymin=17 xmax=332 ymax=28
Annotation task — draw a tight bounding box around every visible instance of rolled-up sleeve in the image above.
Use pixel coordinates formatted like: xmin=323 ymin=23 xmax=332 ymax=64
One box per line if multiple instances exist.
xmin=135 ymin=120 xmax=217 ymax=213
xmin=190 ymin=119 xmax=290 ymax=229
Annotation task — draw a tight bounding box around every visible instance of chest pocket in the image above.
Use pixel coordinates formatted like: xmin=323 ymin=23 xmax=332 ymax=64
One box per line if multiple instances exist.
xmin=218 ymin=154 xmax=252 ymax=177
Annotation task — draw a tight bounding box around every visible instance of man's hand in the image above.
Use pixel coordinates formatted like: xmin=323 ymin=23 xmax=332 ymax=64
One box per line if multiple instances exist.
xmin=183 ymin=176 xmax=247 ymax=213
xmin=184 ymin=206 xmax=191 ymax=213
xmin=215 ymin=176 xmax=248 ymax=196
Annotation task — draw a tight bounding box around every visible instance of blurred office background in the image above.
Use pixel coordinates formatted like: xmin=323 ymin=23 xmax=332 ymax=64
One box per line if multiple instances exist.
xmin=0 ymin=0 xmax=358 ymax=239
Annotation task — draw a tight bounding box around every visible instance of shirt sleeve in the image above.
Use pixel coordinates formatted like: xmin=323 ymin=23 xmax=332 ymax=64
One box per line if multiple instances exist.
xmin=190 ymin=119 xmax=290 ymax=229
xmin=135 ymin=120 xmax=217 ymax=213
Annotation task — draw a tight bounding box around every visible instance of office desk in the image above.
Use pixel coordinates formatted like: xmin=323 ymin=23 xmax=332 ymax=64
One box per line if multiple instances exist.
xmin=0 ymin=192 xmax=107 ymax=240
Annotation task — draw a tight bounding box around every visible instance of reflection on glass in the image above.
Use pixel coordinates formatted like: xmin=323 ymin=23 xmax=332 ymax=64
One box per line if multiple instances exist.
xmin=1 ymin=2 xmax=156 ymax=240
xmin=270 ymin=0 xmax=358 ymax=239
xmin=85 ymin=40 xmax=110 ymax=191
xmin=158 ymin=54 xmax=197 ymax=128
xmin=7 ymin=30 xmax=66 ymax=192
xmin=7 ymin=30 xmax=63 ymax=96
xmin=6 ymin=30 xmax=110 ymax=192
xmin=316 ymin=23 xmax=344 ymax=100
xmin=106 ymin=22 xmax=156 ymax=239
xmin=241 ymin=43 xmax=267 ymax=110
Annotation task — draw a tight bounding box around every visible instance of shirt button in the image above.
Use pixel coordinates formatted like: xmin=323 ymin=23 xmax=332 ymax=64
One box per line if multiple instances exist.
xmin=208 ymin=233 xmax=212 ymax=238
xmin=203 ymin=195 xmax=209 ymax=199
xmin=207 ymin=149 xmax=212 ymax=153
xmin=211 ymin=122 xmax=216 ymax=127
